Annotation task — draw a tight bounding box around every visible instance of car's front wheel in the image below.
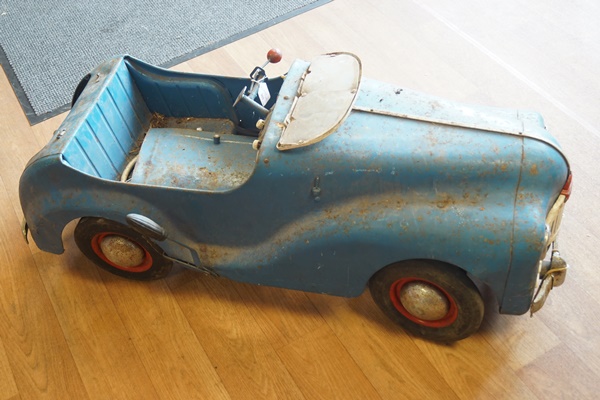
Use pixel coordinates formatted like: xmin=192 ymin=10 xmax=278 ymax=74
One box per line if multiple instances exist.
xmin=369 ymin=260 xmax=484 ymax=342
xmin=74 ymin=217 xmax=172 ymax=280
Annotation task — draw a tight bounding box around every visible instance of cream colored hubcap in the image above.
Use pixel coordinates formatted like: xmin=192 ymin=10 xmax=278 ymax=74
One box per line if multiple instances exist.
xmin=399 ymin=281 xmax=450 ymax=321
xmin=99 ymin=235 xmax=145 ymax=268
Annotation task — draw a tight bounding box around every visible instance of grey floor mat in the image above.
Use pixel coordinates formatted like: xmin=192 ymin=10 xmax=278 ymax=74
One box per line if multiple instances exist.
xmin=0 ymin=0 xmax=329 ymax=124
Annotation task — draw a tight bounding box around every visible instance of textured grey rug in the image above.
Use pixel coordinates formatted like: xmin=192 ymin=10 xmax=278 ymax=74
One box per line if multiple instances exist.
xmin=0 ymin=0 xmax=329 ymax=124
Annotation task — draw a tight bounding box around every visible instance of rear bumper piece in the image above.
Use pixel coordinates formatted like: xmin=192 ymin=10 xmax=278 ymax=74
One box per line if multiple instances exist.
xmin=21 ymin=217 xmax=29 ymax=244
xmin=530 ymin=249 xmax=568 ymax=314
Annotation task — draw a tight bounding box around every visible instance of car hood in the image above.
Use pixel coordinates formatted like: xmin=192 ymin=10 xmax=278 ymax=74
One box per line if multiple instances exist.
xmin=353 ymin=78 xmax=561 ymax=147
xmin=350 ymin=78 xmax=571 ymax=166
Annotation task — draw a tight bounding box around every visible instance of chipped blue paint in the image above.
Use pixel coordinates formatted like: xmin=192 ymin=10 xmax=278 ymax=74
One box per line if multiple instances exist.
xmin=19 ymin=54 xmax=570 ymax=316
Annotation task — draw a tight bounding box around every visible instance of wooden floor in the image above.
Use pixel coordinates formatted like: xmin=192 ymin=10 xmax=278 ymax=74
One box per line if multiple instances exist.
xmin=1 ymin=0 xmax=599 ymax=398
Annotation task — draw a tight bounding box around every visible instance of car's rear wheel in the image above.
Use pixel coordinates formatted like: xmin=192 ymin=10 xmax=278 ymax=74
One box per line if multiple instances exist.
xmin=369 ymin=260 xmax=484 ymax=342
xmin=71 ymin=73 xmax=91 ymax=107
xmin=74 ymin=217 xmax=172 ymax=280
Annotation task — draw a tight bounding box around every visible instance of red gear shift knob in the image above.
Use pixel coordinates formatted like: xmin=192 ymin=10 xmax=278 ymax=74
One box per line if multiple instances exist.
xmin=267 ymin=48 xmax=283 ymax=64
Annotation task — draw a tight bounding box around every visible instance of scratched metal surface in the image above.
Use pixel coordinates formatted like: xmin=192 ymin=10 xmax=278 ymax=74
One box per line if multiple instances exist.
xmin=130 ymin=125 xmax=256 ymax=191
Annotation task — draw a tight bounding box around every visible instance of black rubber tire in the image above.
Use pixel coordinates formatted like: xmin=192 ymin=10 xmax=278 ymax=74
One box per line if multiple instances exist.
xmin=71 ymin=73 xmax=91 ymax=107
xmin=74 ymin=217 xmax=172 ymax=280
xmin=369 ymin=260 xmax=484 ymax=342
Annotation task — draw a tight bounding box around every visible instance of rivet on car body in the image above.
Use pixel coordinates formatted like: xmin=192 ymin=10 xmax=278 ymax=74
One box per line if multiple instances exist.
xmin=311 ymin=176 xmax=322 ymax=201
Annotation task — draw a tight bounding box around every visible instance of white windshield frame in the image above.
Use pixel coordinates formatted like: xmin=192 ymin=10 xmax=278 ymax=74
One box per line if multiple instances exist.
xmin=277 ymin=52 xmax=362 ymax=150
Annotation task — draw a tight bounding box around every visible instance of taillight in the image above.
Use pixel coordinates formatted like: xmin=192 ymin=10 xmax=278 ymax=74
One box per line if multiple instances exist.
xmin=560 ymin=172 xmax=573 ymax=202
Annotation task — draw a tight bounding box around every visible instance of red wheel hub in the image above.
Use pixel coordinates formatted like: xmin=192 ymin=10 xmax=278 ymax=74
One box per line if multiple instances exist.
xmin=389 ymin=277 xmax=458 ymax=328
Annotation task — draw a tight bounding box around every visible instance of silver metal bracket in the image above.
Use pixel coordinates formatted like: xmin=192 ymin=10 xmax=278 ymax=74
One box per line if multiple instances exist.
xmin=21 ymin=217 xmax=29 ymax=244
xmin=531 ymin=250 xmax=569 ymax=315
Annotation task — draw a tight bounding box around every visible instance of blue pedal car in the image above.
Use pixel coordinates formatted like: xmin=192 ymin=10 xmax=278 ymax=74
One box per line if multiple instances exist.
xmin=20 ymin=50 xmax=572 ymax=341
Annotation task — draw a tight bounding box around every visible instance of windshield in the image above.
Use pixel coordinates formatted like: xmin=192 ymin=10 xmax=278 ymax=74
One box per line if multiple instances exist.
xmin=277 ymin=53 xmax=361 ymax=150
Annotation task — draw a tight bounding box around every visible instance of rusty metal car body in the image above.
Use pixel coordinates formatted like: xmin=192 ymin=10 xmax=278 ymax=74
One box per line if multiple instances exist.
xmin=19 ymin=51 xmax=571 ymax=341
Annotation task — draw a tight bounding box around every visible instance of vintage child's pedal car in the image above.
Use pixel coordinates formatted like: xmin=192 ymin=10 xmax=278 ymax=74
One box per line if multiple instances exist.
xmin=20 ymin=50 xmax=572 ymax=341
